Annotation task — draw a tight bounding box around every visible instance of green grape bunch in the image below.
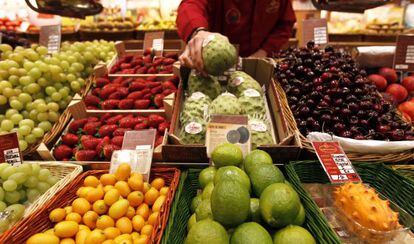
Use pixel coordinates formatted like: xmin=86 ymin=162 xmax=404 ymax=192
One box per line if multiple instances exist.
xmin=0 ymin=162 xmax=60 ymax=233
xmin=0 ymin=41 xmax=115 ymax=151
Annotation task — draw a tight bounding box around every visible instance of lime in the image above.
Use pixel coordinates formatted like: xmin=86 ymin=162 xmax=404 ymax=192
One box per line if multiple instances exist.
xmin=249 ymin=198 xmax=261 ymax=223
xmin=195 ymin=199 xmax=212 ymax=221
xmin=214 ymin=166 xmax=251 ymax=193
xmin=191 ymin=194 xmax=202 ymax=213
xmin=273 ymin=225 xmax=316 ymax=244
xmin=199 ymin=167 xmax=217 ymax=188
xmin=212 ymin=143 xmax=243 ymax=168
xmin=249 ymin=164 xmax=284 ymax=197
xmin=187 ymin=213 xmax=197 ymax=232
xmin=185 ymin=219 xmax=229 ymax=244
xmin=243 ymin=150 xmax=273 ymax=175
xmin=202 ymin=182 xmax=214 ymax=200
xmin=293 ymin=203 xmax=305 ymax=226
xmin=230 ymin=222 xmax=272 ymax=244
xmin=259 ymin=183 xmax=300 ymax=228
xmin=211 ymin=180 xmax=250 ymax=227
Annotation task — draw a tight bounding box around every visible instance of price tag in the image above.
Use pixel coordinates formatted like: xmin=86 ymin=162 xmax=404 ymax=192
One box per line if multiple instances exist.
xmin=312 ymin=141 xmax=361 ymax=184
xmin=143 ymin=31 xmax=164 ymax=56
xmin=39 ymin=25 xmax=61 ymax=54
xmin=393 ymin=35 xmax=414 ymax=71
xmin=301 ymin=18 xmax=328 ymax=46
xmin=0 ymin=132 xmax=22 ymax=166
xmin=109 ymin=129 xmax=156 ymax=182
xmin=206 ymin=115 xmax=250 ymax=159
xmin=20 ymin=22 xmax=31 ymax=32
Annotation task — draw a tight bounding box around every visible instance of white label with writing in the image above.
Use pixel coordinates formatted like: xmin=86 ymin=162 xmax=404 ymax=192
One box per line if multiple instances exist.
xmin=190 ymin=92 xmax=206 ymax=101
xmin=314 ymin=27 xmax=328 ymax=44
xmin=406 ymin=45 xmax=414 ymax=64
xmin=249 ymin=120 xmax=267 ymax=132
xmin=185 ymin=122 xmax=203 ymax=134
xmin=136 ymin=145 xmax=152 ymax=182
xmin=4 ymin=148 xmax=21 ymax=166
xmin=243 ymin=89 xmax=261 ymax=97
xmin=39 ymin=25 xmax=61 ymax=54
xmin=202 ymin=34 xmax=216 ymax=47
xmin=152 ymin=38 xmax=164 ymax=51
xmin=230 ymin=76 xmax=244 ymax=87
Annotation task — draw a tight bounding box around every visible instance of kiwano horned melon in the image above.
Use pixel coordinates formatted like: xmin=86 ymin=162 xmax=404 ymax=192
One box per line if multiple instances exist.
xmin=333 ymin=182 xmax=400 ymax=232
xmin=227 ymin=71 xmax=263 ymax=97
xmin=180 ymin=118 xmax=206 ymax=145
xmin=180 ymin=92 xmax=211 ymax=124
xmin=202 ymin=35 xmax=237 ymax=76
xmin=188 ymin=71 xmax=221 ymax=100
xmin=209 ymin=92 xmax=241 ymax=115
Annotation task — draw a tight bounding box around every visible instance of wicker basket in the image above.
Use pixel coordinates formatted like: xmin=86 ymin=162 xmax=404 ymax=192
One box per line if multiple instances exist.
xmin=0 ymin=161 xmax=83 ymax=239
xmin=274 ymin=80 xmax=414 ymax=163
xmin=2 ymin=167 xmax=180 ymax=244
xmin=285 ymin=160 xmax=414 ymax=244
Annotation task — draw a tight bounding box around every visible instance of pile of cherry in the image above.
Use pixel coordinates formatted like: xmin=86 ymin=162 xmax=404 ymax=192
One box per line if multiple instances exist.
xmin=274 ymin=42 xmax=414 ymax=141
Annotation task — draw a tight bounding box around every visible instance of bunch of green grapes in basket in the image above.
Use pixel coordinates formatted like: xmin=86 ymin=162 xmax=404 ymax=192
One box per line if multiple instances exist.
xmin=0 ymin=40 xmax=115 ymax=152
xmin=0 ymin=162 xmax=59 ymax=233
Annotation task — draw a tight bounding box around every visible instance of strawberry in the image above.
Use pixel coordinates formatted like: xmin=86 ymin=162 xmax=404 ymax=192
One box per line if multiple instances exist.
xmin=164 ymin=53 xmax=178 ymax=59
xmin=103 ymin=144 xmax=120 ymax=160
xmin=75 ymin=150 xmax=97 ymax=161
xmin=134 ymin=99 xmax=151 ymax=109
xmin=146 ymin=81 xmax=161 ymax=88
xmin=159 ymin=70 xmax=171 ymax=74
xmin=95 ymin=77 xmax=110 ymax=88
xmin=148 ymin=114 xmax=165 ymax=127
xmin=108 ymin=91 xmax=124 ymax=100
xmin=120 ymin=79 xmax=130 ymax=87
xmin=127 ymin=91 xmax=144 ymax=100
xmin=119 ymin=99 xmax=134 ymax=109
xmin=147 ymin=76 xmax=157 ymax=81
xmin=120 ymin=63 xmax=131 ymax=70
xmin=88 ymin=117 xmax=99 ymax=122
xmin=158 ymin=121 xmax=170 ymax=134
xmin=106 ymin=114 xmax=124 ymax=125
xmin=162 ymin=58 xmax=176 ymax=65
xmin=54 ymin=145 xmax=73 ymax=160
xmin=155 ymin=135 xmax=164 ymax=147
xmin=143 ymin=93 xmax=152 ymax=100
xmin=101 ymin=99 xmax=120 ymax=109
xmin=119 ymin=117 xmax=139 ymax=129
xmin=169 ymin=75 xmax=180 ymax=86
xmin=135 ymin=66 xmax=148 ymax=74
xmin=99 ymin=113 xmax=112 ymax=123
xmin=162 ymin=89 xmax=174 ymax=96
xmin=86 ymin=106 xmax=98 ymax=109
xmin=111 ymin=136 xmax=124 ymax=147
xmin=147 ymin=67 xmax=157 ymax=74
xmin=62 ymin=133 xmax=79 ymax=146
xmin=129 ymin=82 xmax=146 ymax=91
xmin=136 ymin=116 xmax=148 ymax=123
xmin=121 ymin=69 xmax=135 ymax=74
xmin=154 ymin=94 xmax=165 ymax=108
xmin=113 ymin=128 xmax=129 ymax=136
xmin=83 ymin=121 xmax=102 ymax=135
xmin=92 ymin=88 xmax=101 ymax=96
xmin=134 ymin=122 xmax=149 ymax=130
xmin=113 ymin=77 xmax=123 ymax=84
xmin=110 ymin=65 xmax=119 ymax=73
xmin=162 ymin=80 xmax=177 ymax=91
xmin=143 ymin=48 xmax=153 ymax=56
xmin=95 ymin=136 xmax=110 ymax=154
xmin=98 ymin=124 xmax=118 ymax=137
xmin=100 ymin=86 xmax=118 ymax=99
xmin=143 ymin=55 xmax=152 ymax=64
xmin=84 ymin=94 xmax=101 ymax=107
xmin=152 ymin=58 xmax=163 ymax=66
xmin=151 ymin=86 xmax=163 ymax=95
xmin=81 ymin=136 xmax=102 ymax=150
xmin=68 ymin=118 xmax=88 ymax=133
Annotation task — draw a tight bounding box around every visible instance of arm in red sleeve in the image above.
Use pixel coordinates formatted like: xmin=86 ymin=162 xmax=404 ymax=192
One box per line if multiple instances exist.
xmin=261 ymin=0 xmax=296 ymax=55
xmin=176 ymin=0 xmax=210 ymax=42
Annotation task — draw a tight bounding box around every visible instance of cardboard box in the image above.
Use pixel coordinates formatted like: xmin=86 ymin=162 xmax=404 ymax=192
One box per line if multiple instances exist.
xmin=162 ymin=58 xmax=301 ymax=164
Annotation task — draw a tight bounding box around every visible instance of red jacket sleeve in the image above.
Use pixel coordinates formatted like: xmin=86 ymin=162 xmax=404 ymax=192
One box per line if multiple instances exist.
xmin=261 ymin=0 xmax=296 ymax=55
xmin=176 ymin=0 xmax=210 ymax=42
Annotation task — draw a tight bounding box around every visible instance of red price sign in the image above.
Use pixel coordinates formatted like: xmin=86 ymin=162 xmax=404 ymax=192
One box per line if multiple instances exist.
xmin=312 ymin=141 xmax=361 ymax=184
xmin=0 ymin=132 xmax=22 ymax=165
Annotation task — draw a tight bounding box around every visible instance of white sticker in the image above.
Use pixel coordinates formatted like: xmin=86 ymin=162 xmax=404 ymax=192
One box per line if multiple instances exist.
xmin=152 ymin=38 xmax=164 ymax=51
xmin=243 ymin=89 xmax=261 ymax=97
xmin=20 ymin=22 xmax=31 ymax=32
xmin=3 ymin=148 xmax=22 ymax=166
xmin=221 ymin=92 xmax=236 ymax=98
xmin=185 ymin=122 xmax=203 ymax=134
xmin=202 ymin=34 xmax=216 ymax=47
xmin=190 ymin=92 xmax=206 ymax=100
xmin=249 ymin=121 xmax=267 ymax=132
xmin=230 ymin=76 xmax=244 ymax=87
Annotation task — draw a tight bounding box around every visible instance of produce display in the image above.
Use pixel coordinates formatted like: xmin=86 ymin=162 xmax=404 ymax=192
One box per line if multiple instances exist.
xmin=0 ymin=41 xmax=115 ymax=152
xmin=109 ymin=50 xmax=178 ymax=75
xmin=275 ymin=42 xmax=414 ymax=141
xmin=53 ymin=113 xmax=169 ymax=161
xmin=27 ymin=164 xmax=170 ymax=244
xmin=0 ymin=31 xmax=30 ymax=48
xmin=185 ymin=144 xmax=316 ymax=244
xmin=84 ymin=75 xmax=179 ymax=110
xmin=368 ymin=68 xmax=414 ymax=122
xmin=0 ymin=162 xmax=58 ymax=233
xmin=0 ymin=17 xmax=22 ymax=32
xmin=80 ymin=16 xmax=136 ymax=32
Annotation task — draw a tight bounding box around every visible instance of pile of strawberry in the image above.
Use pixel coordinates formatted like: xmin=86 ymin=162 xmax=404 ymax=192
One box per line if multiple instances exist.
xmin=53 ymin=113 xmax=169 ymax=161
xmin=85 ymin=75 xmax=178 ymax=110
xmin=110 ymin=49 xmax=178 ymax=74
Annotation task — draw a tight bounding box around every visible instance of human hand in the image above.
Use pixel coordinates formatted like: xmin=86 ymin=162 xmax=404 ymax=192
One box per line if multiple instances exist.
xmin=249 ymin=49 xmax=267 ymax=58
xmin=179 ymin=31 xmax=226 ymax=74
